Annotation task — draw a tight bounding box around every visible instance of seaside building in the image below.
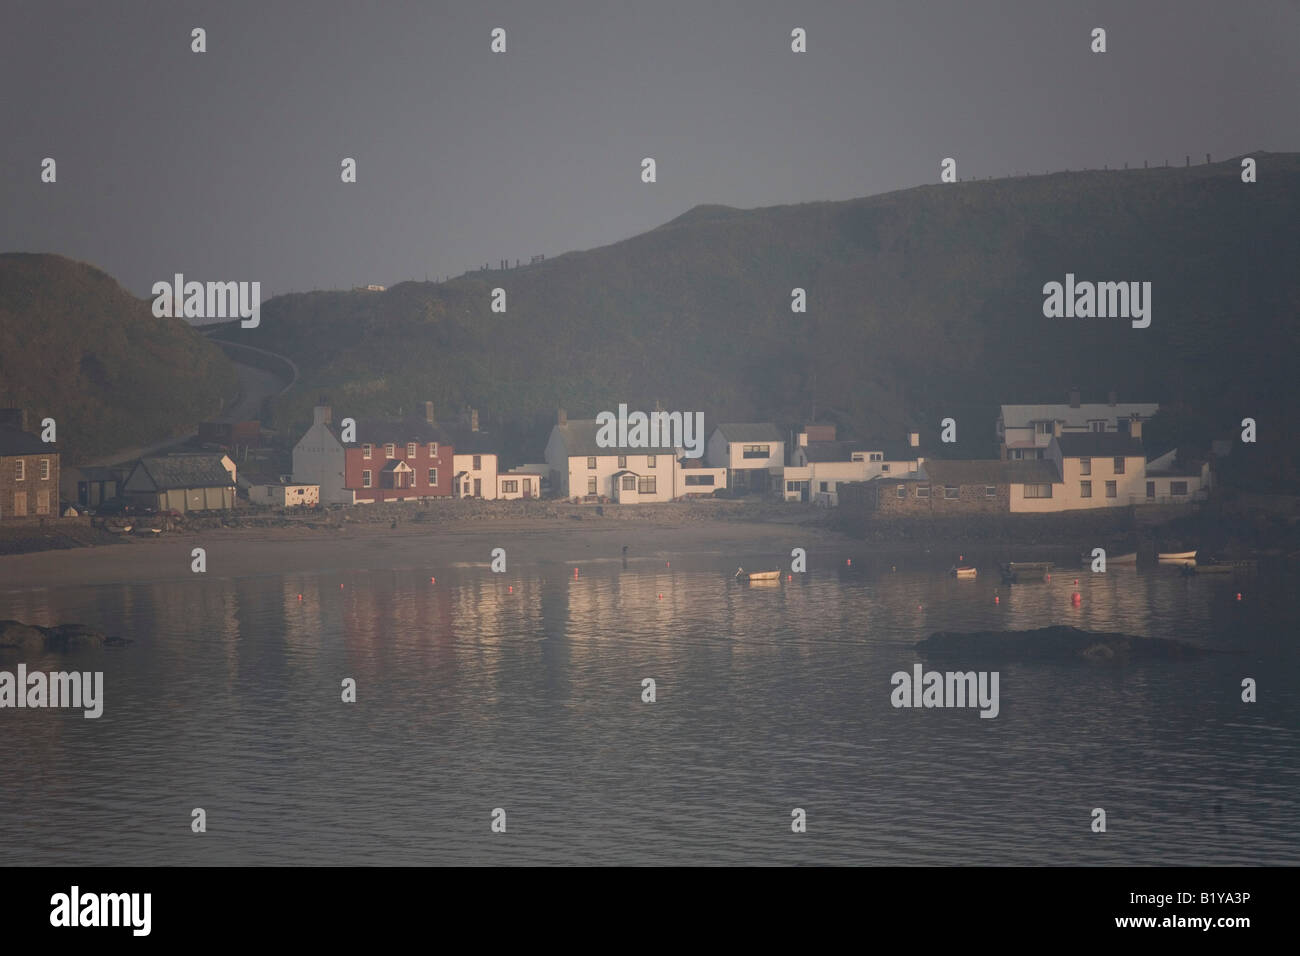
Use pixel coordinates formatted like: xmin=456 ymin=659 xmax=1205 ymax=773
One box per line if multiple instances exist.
xmin=122 ymin=454 xmax=236 ymax=513
xmin=249 ymin=481 xmax=321 ymax=508
xmin=705 ymin=423 xmax=785 ymax=495
xmin=997 ymin=389 xmax=1158 ymax=460
xmin=0 ymin=408 xmax=59 ymax=521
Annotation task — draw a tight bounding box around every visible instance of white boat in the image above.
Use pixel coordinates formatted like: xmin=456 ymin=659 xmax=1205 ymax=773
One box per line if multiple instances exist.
xmin=736 ymin=567 xmax=781 ymax=582
xmin=1158 ymin=550 xmax=1197 ymax=561
xmin=950 ymin=566 xmax=977 ymax=579
xmin=1109 ymin=552 xmax=1138 ymax=564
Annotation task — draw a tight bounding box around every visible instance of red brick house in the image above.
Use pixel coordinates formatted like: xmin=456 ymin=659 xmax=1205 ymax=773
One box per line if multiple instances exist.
xmin=346 ymin=416 xmax=454 ymax=503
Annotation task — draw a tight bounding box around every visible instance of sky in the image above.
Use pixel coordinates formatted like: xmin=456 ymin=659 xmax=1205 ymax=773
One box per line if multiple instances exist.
xmin=2 ymin=0 xmax=1298 ymax=300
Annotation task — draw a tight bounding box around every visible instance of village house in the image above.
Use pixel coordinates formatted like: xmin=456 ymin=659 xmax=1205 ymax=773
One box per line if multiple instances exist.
xmin=998 ymin=389 xmax=1158 ymax=460
xmin=544 ymin=411 xmax=726 ymax=502
xmin=122 ymin=454 xmax=236 ymax=513
xmin=848 ymin=460 xmax=1058 ymax=515
xmin=63 ymin=465 xmax=122 ymax=510
xmin=496 ymin=468 xmax=541 ymax=500
xmin=0 ymin=409 xmax=59 ymax=521
xmin=292 ymin=402 xmax=455 ymax=504
xmin=783 ymin=424 xmax=924 ymax=505
xmin=448 ymin=409 xmax=500 ymax=499
xmin=705 ymin=423 xmax=785 ymax=495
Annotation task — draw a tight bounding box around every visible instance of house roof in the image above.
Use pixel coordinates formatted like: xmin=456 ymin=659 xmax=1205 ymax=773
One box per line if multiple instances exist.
xmin=714 ymin=422 xmax=784 ymax=444
xmin=380 ymin=459 xmax=413 ymax=472
xmin=133 ymin=455 xmax=233 ymax=490
xmin=1057 ymin=433 xmax=1145 ymax=457
xmin=76 ymin=466 xmax=120 ymax=482
xmin=0 ymin=425 xmax=50 ymax=456
xmin=1000 ymin=402 xmax=1158 ymax=429
xmin=349 ymin=418 xmax=454 ymax=446
xmin=551 ymin=419 xmax=679 ymax=456
xmin=907 ymin=459 xmax=1061 ymax=485
xmin=802 ymin=440 xmax=870 ymax=462
xmin=444 ymin=427 xmax=499 ymax=455
xmin=858 ymin=437 xmax=920 ymax=461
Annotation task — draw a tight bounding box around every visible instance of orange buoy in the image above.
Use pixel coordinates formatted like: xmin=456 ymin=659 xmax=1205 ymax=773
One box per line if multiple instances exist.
xmin=1071 ymin=592 xmax=1081 ymax=604
xmin=658 ymin=593 xmax=662 ymax=599
xmin=297 ymin=594 xmax=303 ymax=601
xmin=508 ymin=585 xmax=513 ymax=593
xmin=431 ymin=577 xmax=436 ymax=584
xmin=666 ymin=561 xmax=670 ymax=567
xmin=1236 ymin=592 xmax=1242 ymax=601
xmin=846 ymin=558 xmax=852 ymax=566
xmin=994 ymin=595 xmax=1000 ymax=604
xmin=787 ymin=574 xmax=792 ymax=581
xmin=959 ymin=555 xmax=964 ymax=561
xmin=574 ymin=568 xmax=579 ymax=577
xmin=1045 ymin=574 xmax=1051 ymax=581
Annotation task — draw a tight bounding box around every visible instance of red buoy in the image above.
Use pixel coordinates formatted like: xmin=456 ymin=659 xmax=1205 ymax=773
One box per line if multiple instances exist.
xmin=994 ymin=595 xmax=1000 ymax=604
xmin=1071 ymin=592 xmax=1081 ymax=604
xmin=297 ymin=594 xmax=303 ymax=601
xmin=1236 ymin=592 xmax=1243 ymax=601
xmin=846 ymin=558 xmax=852 ymax=566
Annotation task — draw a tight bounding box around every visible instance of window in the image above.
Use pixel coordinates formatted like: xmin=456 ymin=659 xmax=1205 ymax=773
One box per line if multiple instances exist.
xmin=39 ymin=459 xmax=50 ymax=480
xmin=14 ymin=460 xmax=23 ymax=481
xmin=881 ymin=464 xmax=890 ymax=473
xmin=407 ymin=443 xmax=417 ymax=458
xmin=587 ymin=457 xmax=597 ymax=469
xmin=473 ymin=455 xmax=482 ymax=470
xmin=617 ymin=455 xmax=627 ymax=469
xmin=428 ymin=443 xmax=438 ymax=457
xmin=1105 ymin=481 xmax=1117 ymax=498
xmin=1079 ymin=457 xmax=1091 ymax=476
xmin=870 ymin=453 xmax=883 ymax=462
xmin=619 ymin=475 xmax=635 ymax=491
xmin=638 ymin=476 xmax=656 ymax=494
xmin=1090 ymin=420 xmax=1106 ymax=432
xmin=1035 ymin=421 xmax=1054 ymax=435
xmin=684 ymin=474 xmax=714 ymax=486
xmin=587 ymin=477 xmax=597 ymax=495
xmin=1146 ymin=481 xmax=1155 ymax=498
xmin=944 ymin=486 xmax=958 ymax=499
xmin=428 ymin=468 xmax=438 ymax=486
xmin=36 ymin=490 xmax=49 ymax=515
xmin=1113 ymin=457 xmax=1125 ymax=474
xmin=647 ymin=455 xmax=657 ymax=467
xmin=1023 ymin=484 xmax=1053 ymax=499
xmin=502 ymin=480 xmax=518 ymax=493
xmin=985 ymin=486 xmax=997 ymax=498
xmin=385 ymin=444 xmax=395 ymax=458
xmin=820 ymin=481 xmax=829 ymax=492
xmin=363 ymin=443 xmax=372 ymax=459
xmin=1171 ymin=481 xmax=1188 ymax=496
xmin=786 ymin=481 xmax=799 ymax=492
xmin=742 ymin=444 xmax=770 ymax=459
xmin=362 ymin=470 xmax=372 ymax=488
xmin=916 ymin=486 xmax=931 ymax=498
xmin=851 ymin=453 xmax=865 ymax=462
xmin=896 ymin=485 xmax=907 ymax=498
xmin=1080 ymin=481 xmax=1092 ymax=498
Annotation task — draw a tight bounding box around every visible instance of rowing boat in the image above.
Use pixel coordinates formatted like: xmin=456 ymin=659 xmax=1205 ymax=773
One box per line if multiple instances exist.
xmin=735 ymin=567 xmax=781 ymax=582
xmin=951 ymin=566 xmax=977 ymax=579
xmin=1158 ymin=550 xmax=1197 ymax=561
xmin=1109 ymin=552 xmax=1138 ymax=564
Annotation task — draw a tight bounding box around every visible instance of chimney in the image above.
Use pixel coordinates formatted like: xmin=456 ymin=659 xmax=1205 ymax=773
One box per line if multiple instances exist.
xmin=1108 ymin=390 xmax=1117 ymax=407
xmin=470 ymin=408 xmax=479 ymax=432
xmin=425 ymin=401 xmax=436 ymax=425
xmin=1129 ymin=413 xmax=1143 ymax=440
xmin=907 ymin=429 xmax=920 ymax=448
xmin=1068 ymin=387 xmax=1081 ymax=409
xmin=312 ymin=405 xmax=331 ymax=427
xmin=1052 ymin=421 xmax=1062 ymax=438
xmin=557 ymin=408 xmax=567 ymax=426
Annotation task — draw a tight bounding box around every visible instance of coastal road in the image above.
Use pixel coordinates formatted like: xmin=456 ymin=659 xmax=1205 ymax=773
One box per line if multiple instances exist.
xmin=82 ymin=338 xmax=297 ymax=467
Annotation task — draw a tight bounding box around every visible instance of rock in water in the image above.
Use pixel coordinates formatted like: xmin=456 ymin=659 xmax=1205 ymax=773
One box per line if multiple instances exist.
xmin=0 ymin=619 xmax=126 ymax=653
xmin=917 ymin=625 xmax=1217 ymax=665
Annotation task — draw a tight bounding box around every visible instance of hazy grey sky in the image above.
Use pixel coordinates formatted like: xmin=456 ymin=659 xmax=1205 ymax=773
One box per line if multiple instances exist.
xmin=3 ymin=0 xmax=1297 ymax=299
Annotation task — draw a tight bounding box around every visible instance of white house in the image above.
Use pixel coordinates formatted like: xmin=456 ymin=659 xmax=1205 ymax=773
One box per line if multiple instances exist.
xmin=998 ymin=389 xmax=1158 ymax=461
xmin=544 ymin=413 xmax=721 ymax=503
xmin=496 ymin=470 xmax=541 ymax=499
xmin=292 ymin=405 xmax=353 ymax=504
xmin=706 ymin=423 xmax=785 ymax=495
xmin=784 ymin=425 xmax=923 ymax=504
xmin=450 ymin=432 xmax=500 ymax=499
xmin=250 ymin=482 xmax=320 ymax=508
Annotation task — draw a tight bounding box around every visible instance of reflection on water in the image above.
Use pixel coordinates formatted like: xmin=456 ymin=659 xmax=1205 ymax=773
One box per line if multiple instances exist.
xmin=1 ymin=548 xmax=1297 ymax=865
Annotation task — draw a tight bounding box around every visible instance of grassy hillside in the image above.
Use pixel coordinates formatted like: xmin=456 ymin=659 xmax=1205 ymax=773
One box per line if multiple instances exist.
xmin=216 ymin=153 xmax=1299 ymax=466
xmin=0 ymin=254 xmax=239 ymax=462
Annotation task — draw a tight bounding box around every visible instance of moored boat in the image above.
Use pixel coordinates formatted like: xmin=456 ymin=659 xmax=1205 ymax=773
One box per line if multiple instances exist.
xmin=1158 ymin=550 xmax=1197 ymax=561
xmin=735 ymin=567 xmax=781 ymax=582
xmin=1109 ymin=552 xmax=1138 ymax=564
xmin=950 ymin=566 xmax=977 ymax=579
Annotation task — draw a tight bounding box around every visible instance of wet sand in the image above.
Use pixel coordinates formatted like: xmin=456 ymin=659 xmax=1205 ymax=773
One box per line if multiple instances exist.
xmin=0 ymin=517 xmax=858 ymax=590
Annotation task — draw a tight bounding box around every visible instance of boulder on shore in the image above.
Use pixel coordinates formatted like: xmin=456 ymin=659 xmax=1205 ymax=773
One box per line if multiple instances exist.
xmin=0 ymin=620 xmax=128 ymax=653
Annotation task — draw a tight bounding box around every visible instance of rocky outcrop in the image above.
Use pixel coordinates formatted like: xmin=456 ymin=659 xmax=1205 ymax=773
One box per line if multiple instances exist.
xmin=0 ymin=620 xmax=130 ymax=653
xmin=917 ymin=625 xmax=1217 ymax=665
